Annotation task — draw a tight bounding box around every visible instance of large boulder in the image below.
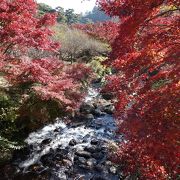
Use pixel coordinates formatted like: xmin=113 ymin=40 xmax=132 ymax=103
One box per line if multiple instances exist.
xmin=41 ymin=138 xmax=51 ymax=146
xmin=101 ymin=93 xmax=114 ymax=100
xmin=80 ymin=103 xmax=95 ymax=114
xmin=92 ymin=108 xmax=103 ymax=117
xmin=86 ymin=158 xmax=97 ymax=167
xmin=103 ymin=104 xmax=114 ymax=115
xmin=73 ymin=112 xmax=94 ymax=121
xmin=91 ymin=139 xmax=99 ymax=145
xmin=75 ymin=150 xmax=91 ymax=159
xmin=77 ymin=157 xmax=86 ymax=164
xmin=69 ymin=139 xmax=77 ymax=146
xmin=83 ymin=113 xmax=94 ymax=121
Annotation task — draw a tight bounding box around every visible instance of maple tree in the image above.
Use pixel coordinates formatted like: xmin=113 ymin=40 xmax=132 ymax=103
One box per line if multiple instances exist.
xmin=0 ymin=0 xmax=92 ymax=122
xmin=97 ymin=0 xmax=180 ymax=179
xmin=73 ymin=21 xmax=119 ymax=43
xmin=0 ymin=0 xmax=58 ymax=54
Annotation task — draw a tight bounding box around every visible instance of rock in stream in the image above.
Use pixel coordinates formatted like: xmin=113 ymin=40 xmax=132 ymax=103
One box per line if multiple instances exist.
xmin=9 ymin=86 xmax=123 ymax=180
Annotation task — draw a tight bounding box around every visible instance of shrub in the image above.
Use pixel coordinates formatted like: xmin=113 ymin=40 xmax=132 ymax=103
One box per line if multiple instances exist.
xmin=0 ymin=91 xmax=19 ymax=138
xmin=53 ymin=24 xmax=109 ymax=63
xmin=0 ymin=91 xmax=24 ymax=165
xmin=89 ymin=56 xmax=111 ymax=78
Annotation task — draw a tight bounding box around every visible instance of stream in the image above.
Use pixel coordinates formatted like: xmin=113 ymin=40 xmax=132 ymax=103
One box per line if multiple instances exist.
xmin=9 ymin=85 xmax=123 ymax=180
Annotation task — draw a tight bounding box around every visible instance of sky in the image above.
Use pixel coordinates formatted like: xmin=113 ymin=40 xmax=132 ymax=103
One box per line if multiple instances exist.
xmin=36 ymin=0 xmax=96 ymax=14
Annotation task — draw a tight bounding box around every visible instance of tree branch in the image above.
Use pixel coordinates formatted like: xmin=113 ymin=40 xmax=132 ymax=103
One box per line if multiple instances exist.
xmin=146 ymin=8 xmax=180 ymax=23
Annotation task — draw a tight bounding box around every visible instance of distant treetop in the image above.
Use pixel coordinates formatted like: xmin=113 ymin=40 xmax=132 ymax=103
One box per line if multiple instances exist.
xmin=38 ymin=3 xmax=114 ymax=24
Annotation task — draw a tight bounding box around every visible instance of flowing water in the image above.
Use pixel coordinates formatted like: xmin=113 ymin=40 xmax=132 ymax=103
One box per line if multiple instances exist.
xmin=12 ymin=87 xmax=122 ymax=180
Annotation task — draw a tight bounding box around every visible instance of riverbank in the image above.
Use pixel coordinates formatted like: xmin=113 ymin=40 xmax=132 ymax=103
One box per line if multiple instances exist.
xmin=1 ymin=84 xmax=124 ymax=180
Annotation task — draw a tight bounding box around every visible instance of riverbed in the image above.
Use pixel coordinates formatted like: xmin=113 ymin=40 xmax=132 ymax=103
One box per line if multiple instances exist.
xmin=6 ymin=86 xmax=123 ymax=180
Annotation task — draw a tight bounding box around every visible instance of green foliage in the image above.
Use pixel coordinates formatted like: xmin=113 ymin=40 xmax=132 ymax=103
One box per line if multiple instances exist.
xmin=89 ymin=56 xmax=111 ymax=78
xmin=38 ymin=3 xmax=55 ymax=16
xmin=0 ymin=87 xmax=65 ymax=164
xmin=65 ymin=9 xmax=80 ymax=24
xmin=37 ymin=3 xmax=115 ymax=24
xmin=38 ymin=3 xmax=81 ymax=24
xmin=152 ymin=79 xmax=171 ymax=89
xmin=0 ymin=107 xmax=19 ymax=132
xmin=56 ymin=6 xmax=67 ymax=23
xmin=0 ymin=91 xmax=25 ymax=164
xmin=0 ymin=136 xmax=24 ymax=164
xmin=0 ymin=96 xmax=19 ymax=122
xmin=0 ymin=136 xmax=24 ymax=150
xmin=0 ymin=92 xmax=19 ymax=138
xmin=19 ymin=94 xmax=66 ymax=131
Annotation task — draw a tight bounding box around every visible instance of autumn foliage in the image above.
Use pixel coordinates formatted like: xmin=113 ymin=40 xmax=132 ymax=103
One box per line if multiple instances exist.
xmin=98 ymin=0 xmax=179 ymax=179
xmin=0 ymin=0 xmax=92 ymax=119
xmin=73 ymin=21 xmax=119 ymax=43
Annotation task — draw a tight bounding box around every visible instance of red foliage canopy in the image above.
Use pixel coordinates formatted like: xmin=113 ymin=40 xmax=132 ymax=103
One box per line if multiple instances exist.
xmin=73 ymin=21 xmax=119 ymax=43
xmin=98 ymin=0 xmax=180 ymax=179
xmin=0 ymin=0 xmax=59 ymax=53
xmin=0 ymin=0 xmax=92 ymax=110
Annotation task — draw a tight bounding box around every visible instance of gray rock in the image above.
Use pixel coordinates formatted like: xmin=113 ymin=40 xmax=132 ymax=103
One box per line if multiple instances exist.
xmin=103 ymin=105 xmax=114 ymax=114
xmin=75 ymin=150 xmax=91 ymax=159
xmin=82 ymin=139 xmax=88 ymax=143
xmin=40 ymin=152 xmax=54 ymax=166
xmin=84 ymin=146 xmax=103 ymax=154
xmin=101 ymin=93 xmax=114 ymax=100
xmin=41 ymin=138 xmax=51 ymax=146
xmin=70 ymin=121 xmax=85 ymax=128
xmin=94 ymin=164 xmax=105 ymax=172
xmin=80 ymin=103 xmax=95 ymax=113
xmin=54 ymin=154 xmax=63 ymax=161
xmin=28 ymin=164 xmax=44 ymax=173
xmin=92 ymin=78 xmax=101 ymax=84
xmin=50 ymin=172 xmax=67 ymax=180
xmin=105 ymin=161 xmax=112 ymax=166
xmin=92 ymin=175 xmax=109 ymax=180
xmin=92 ymin=152 xmax=104 ymax=160
xmin=62 ymin=159 xmax=72 ymax=167
xmin=92 ymin=109 xmax=102 ymax=116
xmin=109 ymin=166 xmax=117 ymax=174
xmin=91 ymin=139 xmax=99 ymax=145
xmin=78 ymin=164 xmax=92 ymax=170
xmin=84 ymin=146 xmax=97 ymax=153
xmin=69 ymin=139 xmax=77 ymax=146
xmin=74 ymin=174 xmax=86 ymax=179
xmin=84 ymin=113 xmax=94 ymax=120
xmin=55 ymin=149 xmax=68 ymax=160
xmin=86 ymin=158 xmax=97 ymax=167
xmin=78 ymin=157 xmax=86 ymax=164
xmin=54 ymin=127 xmax=63 ymax=133
xmin=82 ymin=134 xmax=91 ymax=142
xmin=54 ymin=128 xmax=59 ymax=132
